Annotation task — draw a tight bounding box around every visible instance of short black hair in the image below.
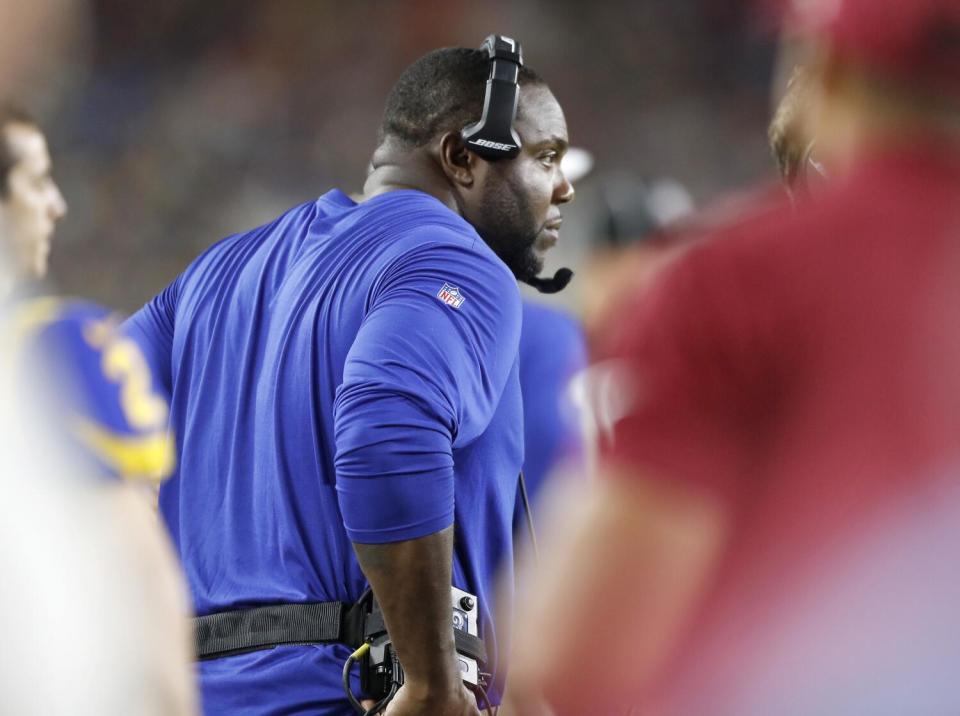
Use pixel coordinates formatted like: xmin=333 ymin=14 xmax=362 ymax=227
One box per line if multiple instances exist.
xmin=0 ymin=105 xmax=38 ymax=198
xmin=379 ymin=47 xmax=545 ymax=148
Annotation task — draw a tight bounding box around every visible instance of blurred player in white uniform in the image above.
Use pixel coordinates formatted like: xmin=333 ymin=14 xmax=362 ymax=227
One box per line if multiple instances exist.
xmin=0 ymin=100 xmax=197 ymax=714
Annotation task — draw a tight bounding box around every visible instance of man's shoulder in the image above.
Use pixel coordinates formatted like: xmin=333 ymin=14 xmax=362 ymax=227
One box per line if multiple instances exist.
xmin=158 ymin=199 xmax=326 ymax=307
xmin=646 ymin=186 xmax=800 ymax=314
xmin=522 ymin=298 xmax=579 ymax=324
xmin=684 ymin=185 xmax=796 ymax=260
xmin=521 ymin=300 xmax=583 ymax=349
xmin=593 ymin=187 xmax=798 ymax=362
xmin=362 ymin=190 xmax=481 ymax=248
xmin=12 ymin=296 xmax=173 ymax=484
xmin=200 ymin=198 xmax=321 ymax=256
xmin=363 ymin=192 xmax=517 ymax=295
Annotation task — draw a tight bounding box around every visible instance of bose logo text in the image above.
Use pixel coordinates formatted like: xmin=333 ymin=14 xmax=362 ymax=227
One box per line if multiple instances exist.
xmin=471 ymin=139 xmax=516 ymax=152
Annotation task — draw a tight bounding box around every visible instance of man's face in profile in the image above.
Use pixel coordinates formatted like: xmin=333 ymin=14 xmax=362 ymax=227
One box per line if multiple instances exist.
xmin=468 ymin=85 xmax=575 ymax=282
xmin=0 ymin=123 xmax=67 ymax=279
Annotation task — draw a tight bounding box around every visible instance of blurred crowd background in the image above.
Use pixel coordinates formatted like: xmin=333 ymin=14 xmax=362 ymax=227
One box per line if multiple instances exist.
xmin=10 ymin=0 xmax=777 ymax=313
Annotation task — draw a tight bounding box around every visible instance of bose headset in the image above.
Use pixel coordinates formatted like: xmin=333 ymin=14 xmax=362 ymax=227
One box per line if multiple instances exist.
xmin=461 ymin=35 xmax=524 ymax=160
xmin=463 ymin=34 xmax=573 ymax=295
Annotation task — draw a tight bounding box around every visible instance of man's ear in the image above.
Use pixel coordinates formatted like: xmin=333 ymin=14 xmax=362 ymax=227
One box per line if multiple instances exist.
xmin=437 ymin=132 xmax=477 ymax=188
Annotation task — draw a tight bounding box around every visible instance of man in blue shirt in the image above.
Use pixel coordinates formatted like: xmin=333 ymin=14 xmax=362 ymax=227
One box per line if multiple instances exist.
xmin=518 ymin=300 xmax=586 ymax=506
xmin=125 ymin=44 xmax=573 ymax=716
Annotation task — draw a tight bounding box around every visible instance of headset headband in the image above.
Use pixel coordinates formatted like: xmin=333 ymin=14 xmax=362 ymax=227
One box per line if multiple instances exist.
xmin=461 ymin=35 xmax=523 ymax=160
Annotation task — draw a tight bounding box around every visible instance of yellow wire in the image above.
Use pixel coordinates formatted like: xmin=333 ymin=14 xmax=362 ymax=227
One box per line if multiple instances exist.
xmin=350 ymin=642 xmax=371 ymax=660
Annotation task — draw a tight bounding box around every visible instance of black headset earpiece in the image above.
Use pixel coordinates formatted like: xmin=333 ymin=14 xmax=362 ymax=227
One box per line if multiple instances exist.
xmin=461 ymin=35 xmax=523 ymax=161
xmin=462 ymin=35 xmax=575 ymax=295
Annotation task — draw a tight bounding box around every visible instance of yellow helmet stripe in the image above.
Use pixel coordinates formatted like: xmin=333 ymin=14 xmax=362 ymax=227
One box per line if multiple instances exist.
xmin=71 ymin=417 xmax=176 ymax=483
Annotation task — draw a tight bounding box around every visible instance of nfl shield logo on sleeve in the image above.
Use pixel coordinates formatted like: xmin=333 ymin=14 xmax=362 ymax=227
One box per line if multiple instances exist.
xmin=437 ymin=282 xmax=466 ymax=309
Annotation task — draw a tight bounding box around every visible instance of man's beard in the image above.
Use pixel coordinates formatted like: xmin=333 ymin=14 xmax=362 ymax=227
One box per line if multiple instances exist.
xmin=487 ymin=227 xmax=542 ymax=283
xmin=474 ymin=177 xmax=543 ymax=283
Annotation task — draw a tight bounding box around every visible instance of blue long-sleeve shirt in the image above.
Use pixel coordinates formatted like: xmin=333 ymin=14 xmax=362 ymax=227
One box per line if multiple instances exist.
xmin=124 ymin=189 xmax=523 ymax=715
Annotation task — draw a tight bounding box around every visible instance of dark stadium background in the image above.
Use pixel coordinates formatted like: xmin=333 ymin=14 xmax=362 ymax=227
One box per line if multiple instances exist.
xmin=15 ymin=0 xmax=776 ymax=312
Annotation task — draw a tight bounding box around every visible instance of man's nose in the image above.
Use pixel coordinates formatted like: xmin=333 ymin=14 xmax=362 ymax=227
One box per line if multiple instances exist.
xmin=554 ymin=171 xmax=575 ymax=205
xmin=49 ymin=183 xmax=67 ymax=220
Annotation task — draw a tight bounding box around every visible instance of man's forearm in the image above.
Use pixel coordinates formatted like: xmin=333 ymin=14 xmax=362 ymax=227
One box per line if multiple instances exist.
xmin=353 ymin=526 xmax=461 ymax=695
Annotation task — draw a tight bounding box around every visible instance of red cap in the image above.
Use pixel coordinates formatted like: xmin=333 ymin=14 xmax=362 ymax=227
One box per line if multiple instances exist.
xmin=785 ymin=0 xmax=960 ymax=95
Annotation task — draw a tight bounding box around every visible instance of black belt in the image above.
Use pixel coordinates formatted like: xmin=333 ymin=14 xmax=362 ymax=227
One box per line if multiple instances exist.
xmin=194 ymin=601 xmax=358 ymax=660
xmin=194 ymin=601 xmax=488 ymax=664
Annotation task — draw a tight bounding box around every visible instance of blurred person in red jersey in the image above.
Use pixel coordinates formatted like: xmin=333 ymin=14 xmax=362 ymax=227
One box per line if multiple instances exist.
xmin=577 ymin=175 xmax=695 ymax=337
xmin=507 ymin=0 xmax=960 ymax=714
